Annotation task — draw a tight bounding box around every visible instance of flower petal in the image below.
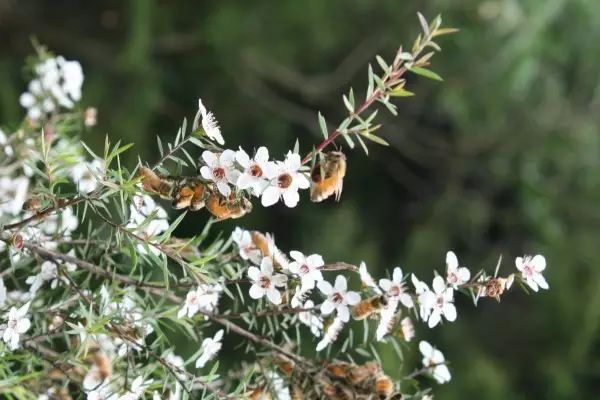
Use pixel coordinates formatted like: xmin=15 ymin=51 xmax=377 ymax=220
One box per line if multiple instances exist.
xmin=261 ymin=186 xmax=280 ymax=207
xmin=249 ymin=284 xmax=265 ymax=299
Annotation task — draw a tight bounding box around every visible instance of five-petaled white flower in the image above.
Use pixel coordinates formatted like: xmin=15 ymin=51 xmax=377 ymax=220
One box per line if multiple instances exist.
xmin=421 ymin=276 xmax=457 ymax=328
xmin=419 ymin=340 xmax=451 ymax=384
xmin=71 ymin=159 xmax=104 ymax=194
xmin=126 ymin=195 xmax=169 ymax=255
xmin=194 ymin=98 xmax=224 ymax=145
xmin=445 ymin=251 xmax=470 ymax=288
xmin=316 ymin=316 xmax=345 ymax=351
xmin=177 ymin=284 xmax=222 ymax=318
xmin=236 ymin=147 xmax=277 ymax=196
xmin=288 ymin=251 xmax=324 ymax=292
xmin=2 ymin=302 xmax=32 ymax=350
xmin=248 ymin=257 xmax=287 ymax=305
xmin=261 ymin=152 xmax=309 ymax=208
xmin=379 ymin=267 xmax=414 ymax=308
xmin=317 ymin=275 xmax=361 ymax=322
xmin=516 ymin=255 xmax=548 ymax=292
xmin=196 ymin=329 xmax=224 ymax=368
xmin=199 ymin=150 xmax=239 ymax=196
xmin=297 ymin=299 xmax=323 ymax=337
xmin=231 ymin=227 xmax=262 ymax=264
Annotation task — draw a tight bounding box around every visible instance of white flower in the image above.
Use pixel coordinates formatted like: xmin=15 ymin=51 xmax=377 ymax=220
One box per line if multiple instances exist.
xmin=445 ymin=251 xmax=470 ymax=288
xmin=41 ymin=206 xmax=79 ymax=236
xmin=164 ymin=351 xmax=185 ymax=379
xmin=379 ymin=267 xmax=414 ymax=308
xmin=71 ymin=159 xmax=104 ymax=194
xmin=126 ymin=195 xmax=169 ymax=255
xmin=196 ymin=329 xmax=224 ymax=368
xmin=411 ymin=274 xmax=432 ymax=321
xmin=0 ymin=129 xmax=14 ymax=157
xmin=421 ymin=276 xmax=456 ymax=328
xmin=288 ymin=251 xmax=324 ymax=292
xmin=297 ymin=300 xmax=323 ymax=337
xmin=0 ymin=277 xmax=6 ymax=307
xmin=265 ymin=371 xmax=292 ymax=400
xmin=177 ymin=284 xmax=222 ymax=318
xmin=316 ymin=316 xmax=345 ymax=351
xmin=231 ymin=227 xmax=262 ymax=264
xmin=358 ymin=262 xmax=382 ymax=294
xmin=515 ymin=255 xmax=548 ymax=292
xmin=317 ymin=275 xmax=361 ymax=322
xmin=26 ymin=260 xmax=57 ymax=293
xmin=248 ymin=257 xmax=287 ymax=305
xmin=20 ymin=56 xmax=83 ymax=120
xmin=235 ymin=147 xmax=277 ymax=195
xmin=261 ymin=152 xmax=309 ymax=208
xmin=0 ymin=176 xmax=28 ymax=216
xmin=194 ymin=99 xmax=224 ymax=145
xmin=118 ymin=376 xmax=153 ymax=400
xmin=376 ymin=299 xmax=398 ymax=341
xmin=2 ymin=302 xmax=31 ymax=350
xmin=199 ymin=150 xmax=239 ymax=196
xmin=400 ymin=317 xmax=415 ymax=342
xmin=419 ymin=340 xmax=451 ymax=384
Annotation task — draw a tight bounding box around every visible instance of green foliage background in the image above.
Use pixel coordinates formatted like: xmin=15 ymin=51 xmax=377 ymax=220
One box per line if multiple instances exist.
xmin=1 ymin=0 xmax=599 ymax=398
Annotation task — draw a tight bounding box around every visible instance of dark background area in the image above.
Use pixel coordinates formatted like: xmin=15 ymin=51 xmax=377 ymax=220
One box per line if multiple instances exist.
xmin=1 ymin=1 xmax=600 ymax=398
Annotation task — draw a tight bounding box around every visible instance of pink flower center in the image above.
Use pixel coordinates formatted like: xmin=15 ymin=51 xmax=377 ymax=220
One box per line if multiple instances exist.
xmin=277 ymin=173 xmax=293 ymax=189
xmin=522 ymin=264 xmax=534 ymax=277
xmin=332 ymin=292 xmax=344 ymax=304
xmin=436 ymin=295 xmax=445 ymax=308
xmin=249 ymin=164 xmax=263 ymax=177
xmin=260 ymin=276 xmax=271 ymax=289
xmin=299 ymin=264 xmax=310 ymax=274
xmin=448 ymin=273 xmax=458 ymax=284
xmin=389 ymin=285 xmax=401 ymax=297
xmin=212 ymin=167 xmax=225 ymax=180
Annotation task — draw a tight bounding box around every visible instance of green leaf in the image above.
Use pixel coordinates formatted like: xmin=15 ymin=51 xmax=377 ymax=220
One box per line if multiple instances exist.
xmin=390 ymin=87 xmax=416 ymax=97
xmin=409 ymin=66 xmax=443 ymax=81
xmin=318 ymin=112 xmax=328 ymax=139
xmin=361 ymin=132 xmax=389 ymax=146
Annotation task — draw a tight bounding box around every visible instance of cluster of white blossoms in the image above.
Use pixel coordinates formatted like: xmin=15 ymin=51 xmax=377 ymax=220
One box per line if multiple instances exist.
xmin=1 ymin=301 xmax=32 ymax=350
xmin=194 ymin=99 xmax=310 ymax=208
xmin=230 ymin=230 xmax=550 ymax=385
xmin=19 ymin=55 xmax=84 ymax=121
xmin=125 ymin=194 xmax=170 ymax=255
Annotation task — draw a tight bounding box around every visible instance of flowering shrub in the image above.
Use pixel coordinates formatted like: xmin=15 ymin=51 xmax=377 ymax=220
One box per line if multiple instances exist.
xmin=0 ymin=14 xmax=549 ymax=400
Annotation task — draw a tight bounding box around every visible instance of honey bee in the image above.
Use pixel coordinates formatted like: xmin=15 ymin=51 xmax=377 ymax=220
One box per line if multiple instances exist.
xmin=321 ymin=381 xmax=354 ymax=400
xmin=348 ymin=361 xmax=380 ymax=386
xmin=93 ymin=351 xmax=113 ymax=380
xmin=206 ymin=191 xmax=253 ymax=220
xmin=22 ymin=197 xmax=43 ymax=212
xmin=326 ymin=361 xmax=351 ymax=379
xmin=274 ymin=357 xmax=295 ymax=377
xmin=375 ymin=374 xmax=394 ymax=398
xmin=137 ymin=166 xmax=174 ymax=200
xmin=310 ymin=151 xmax=346 ymax=202
xmin=172 ymin=178 xmax=207 ymax=211
xmin=352 ymin=296 xmax=388 ymax=321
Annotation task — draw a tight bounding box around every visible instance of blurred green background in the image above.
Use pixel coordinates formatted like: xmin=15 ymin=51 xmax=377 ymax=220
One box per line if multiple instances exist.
xmin=2 ymin=0 xmax=600 ymax=398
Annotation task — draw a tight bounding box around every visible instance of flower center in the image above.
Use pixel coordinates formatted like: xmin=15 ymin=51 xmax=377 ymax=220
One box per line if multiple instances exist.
xmin=8 ymin=320 xmax=17 ymax=329
xmin=448 ymin=273 xmax=458 ymax=284
xmin=332 ymin=292 xmax=344 ymax=304
xmin=389 ymin=285 xmax=400 ymax=297
xmin=277 ymin=173 xmax=293 ymax=189
xmin=212 ymin=167 xmax=225 ymax=180
xmin=249 ymin=164 xmax=263 ymax=177
xmin=299 ymin=264 xmax=310 ymax=274
xmin=436 ymin=295 xmax=445 ymax=308
xmin=523 ymin=265 xmax=534 ymax=277
xmin=260 ymin=276 xmax=271 ymax=289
